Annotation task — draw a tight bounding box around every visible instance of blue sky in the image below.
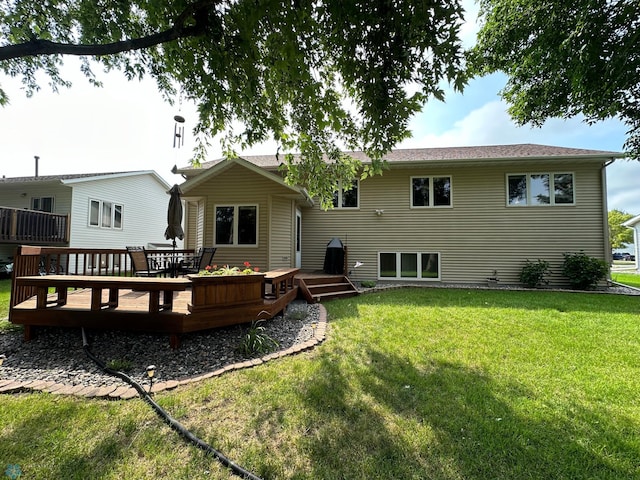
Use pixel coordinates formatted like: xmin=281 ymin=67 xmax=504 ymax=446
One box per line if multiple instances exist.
xmin=0 ymin=3 xmax=638 ymax=216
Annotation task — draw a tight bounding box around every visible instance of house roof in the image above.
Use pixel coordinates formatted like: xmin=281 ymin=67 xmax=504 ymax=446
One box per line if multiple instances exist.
xmin=0 ymin=170 xmax=172 ymax=190
xmin=179 ymin=156 xmax=313 ymax=204
xmin=174 ymin=144 xmax=623 ymax=176
xmin=623 ymin=214 xmax=640 ymax=228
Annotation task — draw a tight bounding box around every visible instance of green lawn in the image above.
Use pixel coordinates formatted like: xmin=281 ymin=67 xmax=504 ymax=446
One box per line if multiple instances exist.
xmin=0 ymin=278 xmax=10 ymax=322
xmin=1 ymin=287 xmax=639 ymax=479
xmin=611 ymin=272 xmax=640 ymax=289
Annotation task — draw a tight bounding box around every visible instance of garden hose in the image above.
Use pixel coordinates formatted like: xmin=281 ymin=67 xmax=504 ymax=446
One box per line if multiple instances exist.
xmin=81 ymin=328 xmax=263 ymax=480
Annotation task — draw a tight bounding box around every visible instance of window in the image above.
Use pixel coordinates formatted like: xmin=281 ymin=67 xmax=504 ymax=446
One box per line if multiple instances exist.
xmin=379 ymin=252 xmax=440 ymax=281
xmin=31 ymin=197 xmax=54 ymax=212
xmin=411 ymin=176 xmax=452 ymax=207
xmin=507 ymin=173 xmax=574 ymax=206
xmin=89 ymin=199 xmax=124 ymax=229
xmin=215 ymin=205 xmax=258 ymax=246
xmin=332 ymin=180 xmax=359 ymax=208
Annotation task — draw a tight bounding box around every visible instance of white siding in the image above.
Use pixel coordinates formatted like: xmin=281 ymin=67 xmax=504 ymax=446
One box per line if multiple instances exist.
xmin=69 ymin=174 xmax=173 ymax=249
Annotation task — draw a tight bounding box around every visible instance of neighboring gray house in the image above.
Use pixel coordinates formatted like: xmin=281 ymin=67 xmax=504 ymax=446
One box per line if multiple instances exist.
xmin=0 ymin=171 xmax=177 ymax=262
xmin=174 ymin=144 xmax=623 ymax=287
xmin=623 ymin=215 xmax=640 ymax=272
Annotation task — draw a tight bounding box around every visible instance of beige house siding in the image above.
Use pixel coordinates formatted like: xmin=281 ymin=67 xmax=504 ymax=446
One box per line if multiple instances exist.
xmin=301 ymin=159 xmax=607 ymax=286
xmin=269 ymin=196 xmax=295 ymax=269
xmin=184 ymin=163 xmax=298 ymax=271
xmin=184 ymin=200 xmax=198 ymax=250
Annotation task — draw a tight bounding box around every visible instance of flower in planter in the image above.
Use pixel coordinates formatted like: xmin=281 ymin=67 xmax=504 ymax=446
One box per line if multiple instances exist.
xmin=199 ymin=262 xmax=260 ymax=276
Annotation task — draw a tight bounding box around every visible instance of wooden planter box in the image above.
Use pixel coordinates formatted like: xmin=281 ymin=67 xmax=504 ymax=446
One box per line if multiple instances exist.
xmin=187 ymin=273 xmax=265 ymax=313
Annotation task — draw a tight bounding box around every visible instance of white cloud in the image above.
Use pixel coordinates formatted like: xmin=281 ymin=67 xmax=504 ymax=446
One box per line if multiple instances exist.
xmin=607 ymin=161 xmax=640 ymax=215
xmin=460 ymin=0 xmax=481 ymax=48
xmin=402 ymin=100 xmax=627 ymax=150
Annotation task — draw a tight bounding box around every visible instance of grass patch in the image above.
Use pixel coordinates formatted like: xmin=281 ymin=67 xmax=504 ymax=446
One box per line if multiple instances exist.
xmin=611 ymin=272 xmax=640 ymax=288
xmin=0 ymin=278 xmax=20 ymax=333
xmin=0 ymin=278 xmax=10 ymax=320
xmin=1 ymin=288 xmax=639 ymax=479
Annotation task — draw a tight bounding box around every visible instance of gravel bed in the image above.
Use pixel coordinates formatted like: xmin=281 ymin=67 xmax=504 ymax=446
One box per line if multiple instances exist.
xmin=0 ymin=301 xmax=319 ymax=389
xmin=357 ymin=281 xmax=640 ymax=296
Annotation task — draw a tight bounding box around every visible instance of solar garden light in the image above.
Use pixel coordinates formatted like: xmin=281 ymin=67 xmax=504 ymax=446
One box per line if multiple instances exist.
xmin=0 ymin=354 xmax=5 ymax=367
xmin=146 ymin=365 xmax=156 ymax=393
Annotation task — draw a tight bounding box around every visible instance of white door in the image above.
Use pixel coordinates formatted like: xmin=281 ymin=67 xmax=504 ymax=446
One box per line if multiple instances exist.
xmin=295 ymin=209 xmax=302 ymax=268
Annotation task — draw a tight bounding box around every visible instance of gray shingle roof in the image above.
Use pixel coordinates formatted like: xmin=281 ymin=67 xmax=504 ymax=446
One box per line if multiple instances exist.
xmin=0 ymin=171 xmax=143 ymax=184
xmin=178 ymin=143 xmax=622 ymax=173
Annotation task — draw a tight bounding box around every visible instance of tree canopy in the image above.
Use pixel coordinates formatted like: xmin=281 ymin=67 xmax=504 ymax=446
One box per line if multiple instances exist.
xmin=0 ymin=0 xmax=467 ymax=207
xmin=608 ymin=209 xmax=635 ymax=250
xmin=470 ymin=0 xmax=640 ymax=160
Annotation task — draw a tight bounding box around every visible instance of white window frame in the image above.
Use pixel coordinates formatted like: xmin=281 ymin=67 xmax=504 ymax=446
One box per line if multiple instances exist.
xmin=378 ymin=251 xmax=441 ymax=281
xmin=214 ymin=204 xmax=259 ymax=247
xmin=332 ymin=180 xmax=360 ymax=209
xmin=410 ymin=176 xmax=453 ymax=208
xmin=506 ymin=172 xmax=575 ymax=207
xmin=88 ymin=199 xmax=124 ymax=229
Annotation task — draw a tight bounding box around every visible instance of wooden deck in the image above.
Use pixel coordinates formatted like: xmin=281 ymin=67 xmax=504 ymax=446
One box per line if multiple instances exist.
xmin=8 ymin=246 xmax=359 ymax=349
xmin=10 ymin=270 xmax=300 ymax=349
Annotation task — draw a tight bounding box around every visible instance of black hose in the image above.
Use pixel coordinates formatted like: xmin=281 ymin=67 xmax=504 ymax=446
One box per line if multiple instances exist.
xmin=81 ymin=328 xmax=264 ymax=480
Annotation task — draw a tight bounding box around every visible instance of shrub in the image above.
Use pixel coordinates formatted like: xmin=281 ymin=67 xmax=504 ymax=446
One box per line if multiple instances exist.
xmin=562 ymin=252 xmax=609 ymax=290
xmin=236 ymin=320 xmax=279 ymax=356
xmin=360 ymin=280 xmax=377 ymax=288
xmin=519 ymin=259 xmax=551 ymax=288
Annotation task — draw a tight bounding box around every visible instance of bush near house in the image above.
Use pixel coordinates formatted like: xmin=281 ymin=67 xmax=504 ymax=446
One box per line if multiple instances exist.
xmin=519 ymin=259 xmax=552 ymax=288
xmin=562 ymin=252 xmax=609 ymax=290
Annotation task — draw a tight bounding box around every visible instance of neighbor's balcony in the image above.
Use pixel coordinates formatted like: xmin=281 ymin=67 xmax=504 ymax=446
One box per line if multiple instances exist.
xmin=0 ymin=206 xmax=69 ymax=245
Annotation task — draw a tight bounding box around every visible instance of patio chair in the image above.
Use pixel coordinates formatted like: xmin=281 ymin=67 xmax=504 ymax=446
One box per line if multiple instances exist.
xmin=180 ymin=247 xmax=216 ymax=275
xmin=126 ymin=246 xmax=168 ymax=277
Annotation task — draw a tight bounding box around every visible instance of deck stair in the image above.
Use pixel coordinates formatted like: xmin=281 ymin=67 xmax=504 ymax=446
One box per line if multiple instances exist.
xmin=297 ymin=275 xmax=359 ymax=303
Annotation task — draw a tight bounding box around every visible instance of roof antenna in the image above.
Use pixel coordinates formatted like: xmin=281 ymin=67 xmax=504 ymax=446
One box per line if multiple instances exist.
xmin=34 ymin=155 xmax=39 ymax=177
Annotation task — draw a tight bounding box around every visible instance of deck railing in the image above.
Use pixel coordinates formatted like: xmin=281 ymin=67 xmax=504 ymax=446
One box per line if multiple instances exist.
xmin=0 ymin=207 xmax=69 ymax=244
xmin=10 ymin=245 xmax=194 ymax=307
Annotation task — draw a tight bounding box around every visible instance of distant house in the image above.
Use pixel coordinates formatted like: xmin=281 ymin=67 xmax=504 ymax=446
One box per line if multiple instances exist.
xmin=0 ymin=171 xmax=177 ymax=262
xmin=623 ymin=215 xmax=640 ymax=271
xmin=174 ymin=144 xmax=623 ymax=287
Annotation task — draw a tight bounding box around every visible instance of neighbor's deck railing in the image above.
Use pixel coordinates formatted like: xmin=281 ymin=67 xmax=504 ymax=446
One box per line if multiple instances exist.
xmin=10 ymin=245 xmax=194 ymax=307
xmin=0 ymin=207 xmax=69 ymax=244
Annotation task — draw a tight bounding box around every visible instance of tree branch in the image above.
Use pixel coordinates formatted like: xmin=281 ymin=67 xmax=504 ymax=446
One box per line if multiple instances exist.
xmin=0 ymin=0 xmax=217 ymax=61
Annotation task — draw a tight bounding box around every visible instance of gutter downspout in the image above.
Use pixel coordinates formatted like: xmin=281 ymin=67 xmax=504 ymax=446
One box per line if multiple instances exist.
xmin=602 ymin=159 xmax=615 ymax=276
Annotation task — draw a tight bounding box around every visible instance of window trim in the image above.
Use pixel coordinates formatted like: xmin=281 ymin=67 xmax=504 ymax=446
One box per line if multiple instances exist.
xmin=378 ymin=251 xmax=441 ymax=281
xmin=332 ymin=179 xmax=360 ymax=209
xmin=31 ymin=196 xmax=55 ymax=212
xmin=506 ymin=172 xmax=575 ymax=207
xmin=410 ymin=175 xmax=453 ymax=208
xmin=88 ymin=199 xmax=124 ymax=229
xmin=213 ymin=204 xmax=259 ymax=247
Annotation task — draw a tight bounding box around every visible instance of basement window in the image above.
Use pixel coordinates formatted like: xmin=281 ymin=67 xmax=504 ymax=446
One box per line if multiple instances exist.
xmin=378 ymin=252 xmax=440 ymax=281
